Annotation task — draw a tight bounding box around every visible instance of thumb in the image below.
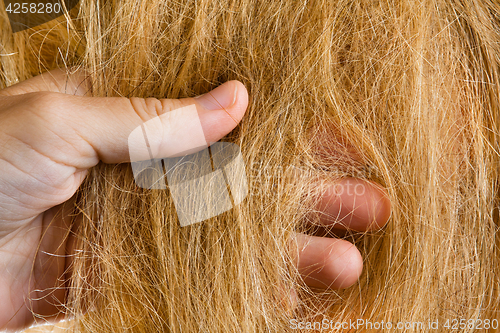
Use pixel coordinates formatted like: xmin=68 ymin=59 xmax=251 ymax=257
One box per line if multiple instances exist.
xmin=1 ymin=73 xmax=248 ymax=169
xmin=74 ymin=79 xmax=248 ymax=164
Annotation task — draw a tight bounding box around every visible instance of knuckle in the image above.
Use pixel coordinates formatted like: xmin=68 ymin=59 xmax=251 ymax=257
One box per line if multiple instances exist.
xmin=18 ymin=92 xmax=72 ymax=137
xmin=26 ymin=91 xmax=68 ymax=117
xmin=129 ymin=97 xmax=163 ymax=120
xmin=0 ymin=92 xmax=70 ymax=129
xmin=129 ymin=97 xmax=186 ymax=121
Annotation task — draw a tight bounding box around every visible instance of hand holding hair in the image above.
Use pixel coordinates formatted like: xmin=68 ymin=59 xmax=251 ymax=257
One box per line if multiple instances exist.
xmin=0 ymin=69 xmax=390 ymax=331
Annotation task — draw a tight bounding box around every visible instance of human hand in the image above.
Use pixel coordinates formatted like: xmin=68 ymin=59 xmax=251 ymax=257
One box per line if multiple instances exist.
xmin=0 ymin=69 xmax=390 ymax=331
xmin=0 ymin=69 xmax=248 ymax=331
xmin=293 ymin=177 xmax=390 ymax=290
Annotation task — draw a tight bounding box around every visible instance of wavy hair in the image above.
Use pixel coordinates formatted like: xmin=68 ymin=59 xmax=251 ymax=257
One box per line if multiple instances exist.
xmin=2 ymin=0 xmax=500 ymax=332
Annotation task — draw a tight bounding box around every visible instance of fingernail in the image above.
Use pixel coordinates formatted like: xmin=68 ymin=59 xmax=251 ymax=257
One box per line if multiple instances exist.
xmin=196 ymin=82 xmax=237 ymax=111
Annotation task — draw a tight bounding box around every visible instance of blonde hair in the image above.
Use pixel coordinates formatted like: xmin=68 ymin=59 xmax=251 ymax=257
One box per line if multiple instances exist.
xmin=2 ymin=0 xmax=500 ymax=331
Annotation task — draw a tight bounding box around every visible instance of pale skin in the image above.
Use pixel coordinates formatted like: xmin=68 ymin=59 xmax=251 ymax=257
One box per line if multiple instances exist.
xmin=0 ymin=70 xmax=391 ymax=331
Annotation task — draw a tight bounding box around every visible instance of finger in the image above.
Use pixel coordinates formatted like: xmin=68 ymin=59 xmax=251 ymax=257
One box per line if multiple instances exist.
xmin=306 ymin=121 xmax=391 ymax=232
xmin=291 ymin=233 xmax=363 ymax=289
xmin=308 ymin=177 xmax=391 ymax=232
xmin=0 ymin=73 xmax=248 ymax=169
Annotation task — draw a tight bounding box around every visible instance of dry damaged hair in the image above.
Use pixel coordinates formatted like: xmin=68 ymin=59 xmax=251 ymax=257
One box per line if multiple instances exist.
xmin=2 ymin=0 xmax=500 ymax=332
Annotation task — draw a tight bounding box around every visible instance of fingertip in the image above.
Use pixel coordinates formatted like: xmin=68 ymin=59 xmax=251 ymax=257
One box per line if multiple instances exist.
xmin=344 ymin=178 xmax=391 ymax=231
xmin=326 ymin=240 xmax=363 ymax=289
xmin=295 ymin=235 xmax=363 ymax=290
xmin=368 ymin=181 xmax=392 ymax=230
xmin=225 ymin=80 xmax=248 ymax=124
xmin=195 ymin=80 xmax=248 ymax=144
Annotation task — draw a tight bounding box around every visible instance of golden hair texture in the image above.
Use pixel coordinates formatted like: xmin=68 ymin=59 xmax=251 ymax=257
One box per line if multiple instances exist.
xmin=1 ymin=0 xmax=500 ymax=332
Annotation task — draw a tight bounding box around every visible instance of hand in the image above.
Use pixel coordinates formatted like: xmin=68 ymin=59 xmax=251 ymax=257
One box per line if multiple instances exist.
xmin=0 ymin=69 xmax=247 ymax=331
xmin=293 ymin=177 xmax=390 ymax=289
xmin=0 ymin=69 xmax=390 ymax=331
xmin=284 ymin=143 xmax=391 ymax=309
xmin=293 ymin=123 xmax=391 ymax=291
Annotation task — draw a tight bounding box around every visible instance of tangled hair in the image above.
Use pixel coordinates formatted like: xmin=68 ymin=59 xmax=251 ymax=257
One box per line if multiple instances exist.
xmin=2 ymin=0 xmax=500 ymax=331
